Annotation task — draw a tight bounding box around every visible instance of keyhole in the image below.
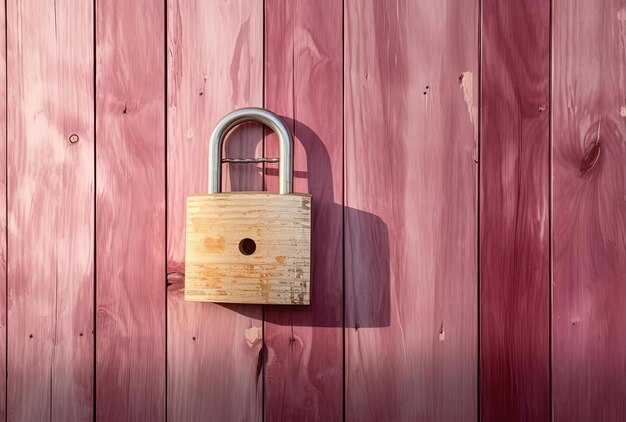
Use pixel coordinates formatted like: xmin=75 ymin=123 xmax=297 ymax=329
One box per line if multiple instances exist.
xmin=239 ymin=238 xmax=256 ymax=255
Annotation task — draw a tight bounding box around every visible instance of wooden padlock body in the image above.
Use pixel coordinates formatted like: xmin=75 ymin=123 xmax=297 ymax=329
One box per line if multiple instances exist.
xmin=184 ymin=192 xmax=311 ymax=305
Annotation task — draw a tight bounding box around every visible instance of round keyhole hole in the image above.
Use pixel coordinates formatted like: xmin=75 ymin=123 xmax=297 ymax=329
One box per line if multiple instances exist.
xmin=239 ymin=238 xmax=256 ymax=256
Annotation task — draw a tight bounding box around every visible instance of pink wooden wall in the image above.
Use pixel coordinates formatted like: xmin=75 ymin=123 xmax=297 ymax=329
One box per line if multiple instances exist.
xmin=0 ymin=1 xmax=625 ymax=421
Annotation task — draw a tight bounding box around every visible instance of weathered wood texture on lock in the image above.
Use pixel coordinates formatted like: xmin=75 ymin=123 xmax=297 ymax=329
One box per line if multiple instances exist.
xmin=167 ymin=0 xmax=265 ymax=420
xmin=553 ymin=1 xmax=626 ymax=421
xmin=185 ymin=193 xmax=311 ymax=305
xmin=480 ymin=0 xmax=551 ymax=420
xmin=95 ymin=0 xmax=166 ymax=420
xmin=6 ymin=1 xmax=95 ymax=420
xmin=344 ymin=1 xmax=479 ymax=420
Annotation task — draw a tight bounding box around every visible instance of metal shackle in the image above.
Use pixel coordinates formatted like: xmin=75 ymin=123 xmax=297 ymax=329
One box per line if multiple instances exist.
xmin=208 ymin=107 xmax=293 ymax=194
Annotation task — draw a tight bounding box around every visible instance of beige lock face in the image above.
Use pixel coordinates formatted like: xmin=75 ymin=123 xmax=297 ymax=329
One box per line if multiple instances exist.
xmin=184 ymin=192 xmax=311 ymax=305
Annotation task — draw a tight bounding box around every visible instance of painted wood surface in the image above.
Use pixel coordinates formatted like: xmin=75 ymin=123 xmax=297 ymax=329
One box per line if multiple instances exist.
xmin=480 ymin=1 xmax=551 ymax=420
xmin=95 ymin=1 xmax=165 ymax=420
xmin=6 ymin=1 xmax=95 ymax=420
xmin=2 ymin=1 xmax=626 ymax=419
xmin=344 ymin=1 xmax=479 ymax=420
xmin=264 ymin=0 xmax=344 ymax=420
xmin=0 ymin=4 xmax=6 ymax=421
xmin=167 ymin=1 xmax=264 ymax=420
xmin=553 ymin=1 xmax=626 ymax=420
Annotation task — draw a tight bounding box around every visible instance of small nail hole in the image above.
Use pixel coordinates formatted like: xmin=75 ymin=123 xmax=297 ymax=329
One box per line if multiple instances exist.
xmin=239 ymin=238 xmax=256 ymax=256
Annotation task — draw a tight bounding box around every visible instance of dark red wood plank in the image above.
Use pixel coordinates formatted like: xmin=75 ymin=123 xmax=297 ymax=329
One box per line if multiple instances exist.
xmin=264 ymin=0 xmax=343 ymax=420
xmin=95 ymin=1 xmax=165 ymax=419
xmin=479 ymin=0 xmax=551 ymax=420
xmin=345 ymin=1 xmax=478 ymax=420
xmin=167 ymin=1 xmax=264 ymax=420
xmin=6 ymin=1 xmax=94 ymax=420
xmin=553 ymin=1 xmax=626 ymax=420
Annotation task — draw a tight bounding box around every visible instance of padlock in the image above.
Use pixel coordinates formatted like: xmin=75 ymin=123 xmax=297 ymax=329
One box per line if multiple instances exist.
xmin=184 ymin=108 xmax=311 ymax=305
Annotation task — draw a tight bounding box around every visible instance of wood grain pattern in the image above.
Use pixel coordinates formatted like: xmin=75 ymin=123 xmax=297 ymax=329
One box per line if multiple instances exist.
xmin=344 ymin=1 xmax=478 ymax=420
xmin=553 ymin=1 xmax=626 ymax=420
xmin=0 ymin=3 xmax=6 ymax=420
xmin=185 ymin=193 xmax=311 ymax=304
xmin=1 ymin=1 xmax=624 ymax=418
xmin=95 ymin=1 xmax=165 ymax=420
xmin=263 ymin=0 xmax=344 ymax=419
xmin=480 ymin=1 xmax=551 ymax=420
xmin=6 ymin=1 xmax=94 ymax=420
xmin=167 ymin=0 xmax=264 ymax=420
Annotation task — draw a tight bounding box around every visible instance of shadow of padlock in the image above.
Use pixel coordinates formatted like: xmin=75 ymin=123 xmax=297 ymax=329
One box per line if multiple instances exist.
xmin=263 ymin=116 xmax=391 ymax=329
xmin=184 ymin=108 xmax=311 ymax=305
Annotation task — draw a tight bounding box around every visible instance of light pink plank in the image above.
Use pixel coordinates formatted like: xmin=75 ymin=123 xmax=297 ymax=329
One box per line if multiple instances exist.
xmin=6 ymin=1 xmax=94 ymax=420
xmin=167 ymin=1 xmax=264 ymax=420
xmin=0 ymin=3 xmax=6 ymax=420
xmin=344 ymin=1 xmax=478 ymax=420
xmin=553 ymin=1 xmax=626 ymax=420
xmin=264 ymin=0 xmax=343 ymax=420
xmin=95 ymin=1 xmax=165 ymax=420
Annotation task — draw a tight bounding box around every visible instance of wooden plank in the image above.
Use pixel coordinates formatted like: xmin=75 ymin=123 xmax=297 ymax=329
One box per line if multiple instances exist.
xmin=6 ymin=1 xmax=94 ymax=420
xmin=95 ymin=1 xmax=165 ymax=420
xmin=344 ymin=1 xmax=478 ymax=420
xmin=0 ymin=3 xmax=6 ymax=421
xmin=552 ymin=1 xmax=626 ymax=420
xmin=479 ymin=0 xmax=551 ymax=420
xmin=263 ymin=0 xmax=344 ymax=419
xmin=166 ymin=1 xmax=264 ymax=420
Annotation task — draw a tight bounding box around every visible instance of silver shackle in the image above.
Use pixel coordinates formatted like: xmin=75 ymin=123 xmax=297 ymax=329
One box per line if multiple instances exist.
xmin=208 ymin=107 xmax=293 ymax=194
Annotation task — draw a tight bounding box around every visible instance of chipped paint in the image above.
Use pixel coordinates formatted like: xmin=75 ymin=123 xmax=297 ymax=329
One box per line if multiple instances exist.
xmin=619 ymin=105 xmax=626 ymax=117
xmin=618 ymin=7 xmax=626 ymax=22
xmin=460 ymin=71 xmax=478 ymax=163
xmin=460 ymin=71 xmax=476 ymax=127
xmin=244 ymin=326 xmax=261 ymax=346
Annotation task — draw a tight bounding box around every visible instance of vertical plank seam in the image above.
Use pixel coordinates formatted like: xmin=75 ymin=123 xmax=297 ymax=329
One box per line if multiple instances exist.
xmin=289 ymin=5 xmax=296 ymax=415
xmin=548 ymin=0 xmax=554 ymax=419
xmin=477 ymin=0 xmax=483 ymax=419
xmin=92 ymin=0 xmax=97 ymax=419
xmin=164 ymin=0 xmax=168 ymax=419
xmin=262 ymin=0 xmax=267 ymax=420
